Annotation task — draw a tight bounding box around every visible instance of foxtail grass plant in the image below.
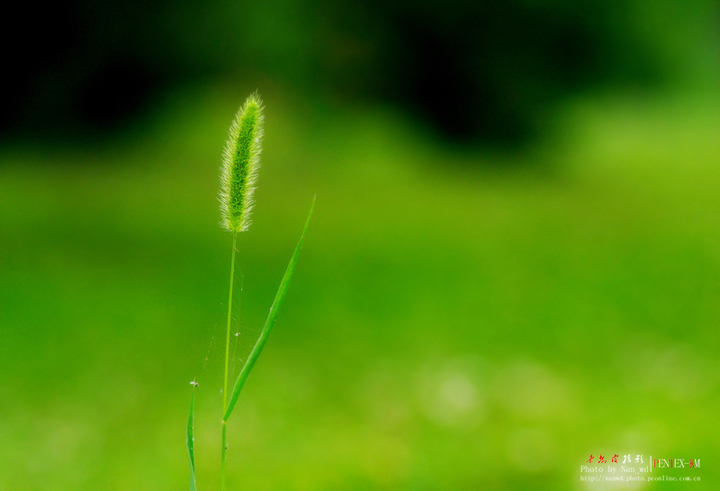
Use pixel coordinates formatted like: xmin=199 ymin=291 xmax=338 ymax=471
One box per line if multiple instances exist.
xmin=186 ymin=93 xmax=314 ymax=490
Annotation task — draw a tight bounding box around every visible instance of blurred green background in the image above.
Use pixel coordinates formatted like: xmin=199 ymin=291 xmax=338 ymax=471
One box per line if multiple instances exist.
xmin=2 ymin=1 xmax=720 ymax=489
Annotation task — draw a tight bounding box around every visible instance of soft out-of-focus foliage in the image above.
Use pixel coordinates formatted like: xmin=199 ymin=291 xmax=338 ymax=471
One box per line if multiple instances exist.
xmin=1 ymin=84 xmax=719 ymax=489
xmin=3 ymin=1 xmax=720 ymax=489
xmin=3 ymin=0 xmax=717 ymax=142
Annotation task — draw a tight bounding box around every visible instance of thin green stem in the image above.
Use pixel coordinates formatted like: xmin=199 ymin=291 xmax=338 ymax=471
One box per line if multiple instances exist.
xmin=222 ymin=232 xmax=238 ymax=491
xmin=221 ymin=422 xmax=228 ymax=491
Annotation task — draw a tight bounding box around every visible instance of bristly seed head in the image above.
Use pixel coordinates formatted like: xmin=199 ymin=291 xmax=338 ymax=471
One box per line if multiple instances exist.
xmin=219 ymin=92 xmax=264 ymax=232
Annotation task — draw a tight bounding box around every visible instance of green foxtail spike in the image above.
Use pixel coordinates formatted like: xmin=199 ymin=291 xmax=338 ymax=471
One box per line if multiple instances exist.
xmin=219 ymin=93 xmax=264 ymax=233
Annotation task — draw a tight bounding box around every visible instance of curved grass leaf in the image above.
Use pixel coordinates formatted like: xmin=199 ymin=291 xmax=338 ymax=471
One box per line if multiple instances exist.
xmin=187 ymin=388 xmax=197 ymax=491
xmin=223 ymin=197 xmax=315 ymax=422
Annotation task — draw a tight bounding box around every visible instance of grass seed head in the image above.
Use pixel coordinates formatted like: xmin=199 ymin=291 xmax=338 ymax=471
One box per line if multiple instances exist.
xmin=220 ymin=92 xmax=264 ymax=232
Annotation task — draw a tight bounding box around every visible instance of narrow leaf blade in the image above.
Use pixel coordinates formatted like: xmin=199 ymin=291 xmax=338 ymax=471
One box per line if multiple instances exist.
xmin=187 ymin=388 xmax=197 ymax=491
xmin=224 ymin=197 xmax=315 ymax=422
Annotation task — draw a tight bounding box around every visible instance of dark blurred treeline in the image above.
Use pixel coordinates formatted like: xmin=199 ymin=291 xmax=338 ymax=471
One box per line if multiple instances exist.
xmin=4 ymin=0 xmax=717 ymax=144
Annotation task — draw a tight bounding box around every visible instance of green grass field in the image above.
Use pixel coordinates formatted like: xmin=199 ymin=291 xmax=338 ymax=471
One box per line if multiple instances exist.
xmin=1 ymin=85 xmax=719 ymax=490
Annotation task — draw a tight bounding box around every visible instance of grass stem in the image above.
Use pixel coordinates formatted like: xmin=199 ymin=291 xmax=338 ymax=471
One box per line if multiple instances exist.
xmin=222 ymin=232 xmax=238 ymax=491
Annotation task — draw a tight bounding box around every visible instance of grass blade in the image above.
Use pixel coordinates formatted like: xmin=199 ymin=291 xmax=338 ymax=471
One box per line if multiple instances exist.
xmin=187 ymin=386 xmax=197 ymax=491
xmin=223 ymin=197 xmax=315 ymax=422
